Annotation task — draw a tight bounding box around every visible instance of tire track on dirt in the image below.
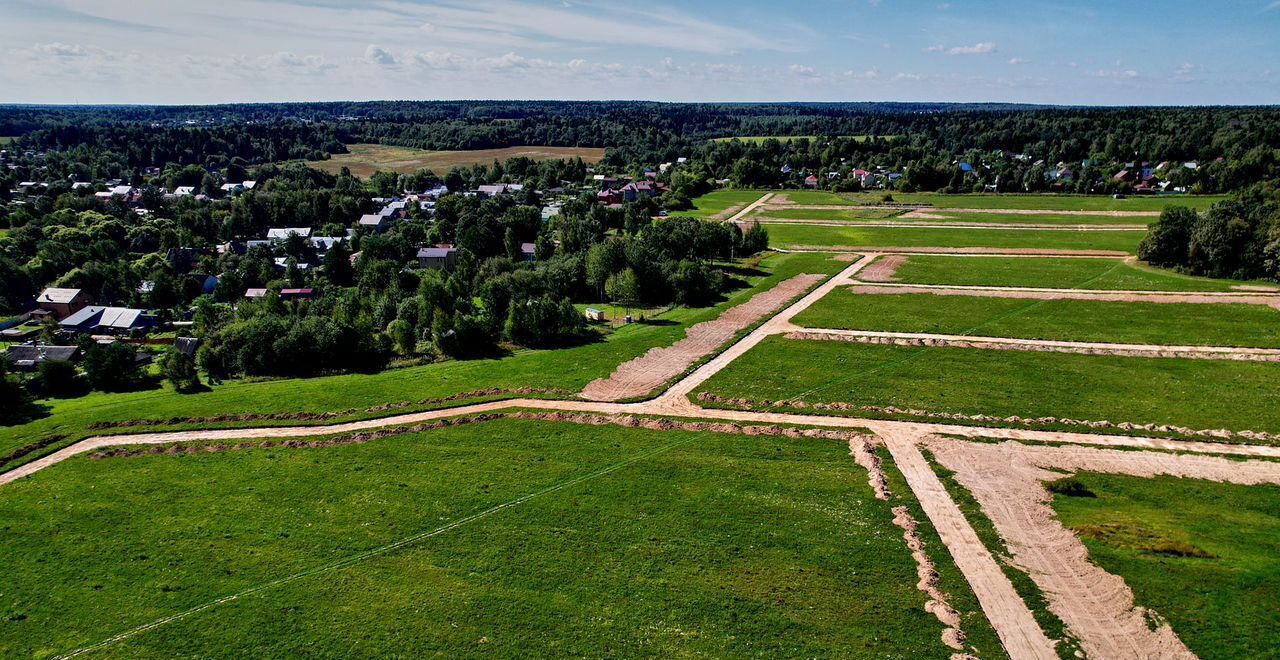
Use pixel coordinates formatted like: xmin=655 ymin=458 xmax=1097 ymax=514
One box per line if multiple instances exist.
xmin=923 ymin=437 xmax=1280 ymax=659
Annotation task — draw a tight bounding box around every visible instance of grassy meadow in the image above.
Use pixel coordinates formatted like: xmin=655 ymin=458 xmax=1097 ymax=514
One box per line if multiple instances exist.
xmin=762 ymin=223 xmax=1147 ymax=253
xmin=875 ymin=255 xmax=1257 ymax=292
xmin=793 ymin=290 xmax=1280 ymax=347
xmin=306 ymin=143 xmax=606 ymax=178
xmin=695 ymin=336 xmax=1280 ymax=436
xmin=1052 ymin=474 xmax=1280 ymax=658
xmin=0 ymin=418 xmax=1000 ymax=658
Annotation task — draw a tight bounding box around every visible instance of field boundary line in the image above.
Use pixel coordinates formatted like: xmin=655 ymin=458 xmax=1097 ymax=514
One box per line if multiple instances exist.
xmin=51 ymin=434 xmax=696 ymax=659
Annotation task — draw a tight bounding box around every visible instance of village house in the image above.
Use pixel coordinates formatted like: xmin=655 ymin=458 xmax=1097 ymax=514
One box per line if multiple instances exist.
xmin=36 ymin=287 xmax=93 ymax=320
xmin=417 ymin=245 xmax=459 ymax=270
xmin=5 ymin=342 xmax=81 ymax=372
xmin=59 ymin=306 xmax=156 ymax=334
xmin=266 ymin=227 xmax=312 ymax=241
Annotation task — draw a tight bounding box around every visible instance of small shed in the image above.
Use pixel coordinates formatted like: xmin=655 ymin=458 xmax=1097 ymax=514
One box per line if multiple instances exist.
xmin=584 ymin=308 xmax=606 ymax=322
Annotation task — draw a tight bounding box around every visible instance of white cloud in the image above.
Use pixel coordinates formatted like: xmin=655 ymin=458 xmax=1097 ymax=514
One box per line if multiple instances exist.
xmin=925 ymin=44 xmax=945 ymax=53
xmin=1094 ymin=68 xmax=1138 ymax=79
xmin=1008 ymin=57 xmax=1029 ymax=65
xmin=948 ymin=42 xmax=997 ymax=56
xmin=789 ymin=64 xmax=817 ymax=76
xmin=364 ymin=45 xmax=397 ymax=66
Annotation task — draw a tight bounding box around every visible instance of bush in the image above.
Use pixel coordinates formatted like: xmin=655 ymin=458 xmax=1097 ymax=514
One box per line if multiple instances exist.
xmin=1048 ymin=478 xmax=1096 ymax=498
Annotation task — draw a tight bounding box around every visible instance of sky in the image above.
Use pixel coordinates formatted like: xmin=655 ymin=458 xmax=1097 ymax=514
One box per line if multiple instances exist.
xmin=1 ymin=0 xmax=1278 ymax=106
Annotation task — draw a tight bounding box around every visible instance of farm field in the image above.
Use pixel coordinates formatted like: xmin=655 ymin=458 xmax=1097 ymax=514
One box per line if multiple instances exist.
xmin=762 ymin=222 xmax=1147 ymax=253
xmin=753 ymin=207 xmax=907 ymax=221
xmin=1051 ymin=473 xmax=1280 ymax=658
xmin=694 ymin=336 xmax=1280 ymax=435
xmin=0 ymin=417 xmax=1000 ymax=658
xmin=0 ymin=252 xmax=848 ymax=472
xmin=683 ymin=189 xmax=768 ymax=218
xmin=306 ymin=143 xmax=606 ymax=178
xmin=833 ymin=192 xmax=1228 ymax=212
xmin=875 ymin=254 xmax=1253 ymax=291
xmin=792 ymin=290 xmax=1280 ymax=347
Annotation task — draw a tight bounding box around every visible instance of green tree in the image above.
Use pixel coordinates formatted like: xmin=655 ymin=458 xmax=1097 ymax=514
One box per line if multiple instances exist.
xmin=33 ymin=360 xmax=85 ymax=398
xmin=83 ymin=342 xmax=144 ymax=392
xmin=160 ymin=348 xmax=201 ymax=393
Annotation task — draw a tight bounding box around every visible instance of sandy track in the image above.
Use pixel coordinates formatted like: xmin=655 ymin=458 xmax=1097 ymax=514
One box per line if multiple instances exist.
xmin=858 ymin=254 xmax=907 ymax=282
xmin=846 ymin=283 xmax=1280 ymax=308
xmin=786 ymin=246 xmax=1133 ymax=257
xmin=580 ymin=272 xmax=826 ymax=401
xmin=878 ymin=427 xmax=1059 ymax=659
xmin=926 ymin=437 xmax=1280 ymax=659
xmin=783 ymin=329 xmax=1280 ymax=361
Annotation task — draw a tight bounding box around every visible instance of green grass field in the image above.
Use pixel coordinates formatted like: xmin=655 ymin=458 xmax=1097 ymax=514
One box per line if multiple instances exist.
xmin=0 ymin=418 xmax=1000 ymax=658
xmin=684 ymin=189 xmax=768 ymax=218
xmin=878 ymin=255 xmax=1255 ymax=292
xmin=793 ymin=290 xmax=1280 ymax=347
xmin=1052 ymin=474 xmax=1280 ymax=658
xmin=0 ymin=252 xmax=848 ymax=472
xmin=836 ymin=192 xmax=1228 ymax=212
xmin=695 ymin=336 xmax=1280 ymax=435
xmin=768 ymin=190 xmax=860 ymax=205
xmin=763 ymin=223 xmax=1147 ymax=253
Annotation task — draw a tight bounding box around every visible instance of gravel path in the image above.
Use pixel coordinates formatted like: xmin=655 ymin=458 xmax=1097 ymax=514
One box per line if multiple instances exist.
xmin=787 ymin=246 xmax=1134 ymax=257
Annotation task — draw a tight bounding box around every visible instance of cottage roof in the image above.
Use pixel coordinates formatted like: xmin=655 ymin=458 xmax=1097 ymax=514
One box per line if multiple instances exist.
xmin=37 ymin=287 xmax=84 ymax=305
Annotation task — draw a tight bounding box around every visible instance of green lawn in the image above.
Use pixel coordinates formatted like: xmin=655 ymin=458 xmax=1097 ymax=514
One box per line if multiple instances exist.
xmin=793 ymin=290 xmax=1280 ymax=347
xmin=0 ymin=418 xmax=1000 ymax=658
xmin=885 ymin=211 xmax=1153 ymax=226
xmin=880 ymin=255 xmax=1253 ymax=292
xmin=1052 ymin=473 xmax=1280 ymax=659
xmin=684 ymin=190 xmax=768 ymax=218
xmin=0 ymin=252 xmax=848 ymax=472
xmin=837 ymin=192 xmax=1228 ymax=212
xmin=695 ymin=336 xmax=1280 ymax=436
xmin=764 ymin=223 xmax=1146 ymax=253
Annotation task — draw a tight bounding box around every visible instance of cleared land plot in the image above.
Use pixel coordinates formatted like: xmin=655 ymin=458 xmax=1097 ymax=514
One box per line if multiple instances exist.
xmin=836 ymin=192 xmax=1228 ymax=212
xmin=1052 ymin=473 xmax=1280 ymax=659
xmin=695 ymin=336 xmax=1280 ymax=435
xmin=894 ymin=211 xmax=1151 ymax=226
xmin=307 ymin=143 xmax=606 ymax=178
xmin=876 ymin=255 xmax=1252 ymax=292
xmin=793 ymin=290 xmax=1280 ymax=348
xmin=763 ymin=223 xmax=1146 ymax=253
xmin=0 ymin=418 xmax=994 ymax=658
xmin=684 ymin=189 xmax=768 ymax=218
xmin=0 ymin=252 xmax=849 ymax=472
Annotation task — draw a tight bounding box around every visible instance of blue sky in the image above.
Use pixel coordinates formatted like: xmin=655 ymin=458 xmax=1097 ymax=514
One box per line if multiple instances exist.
xmin=1 ymin=0 xmax=1277 ymax=105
